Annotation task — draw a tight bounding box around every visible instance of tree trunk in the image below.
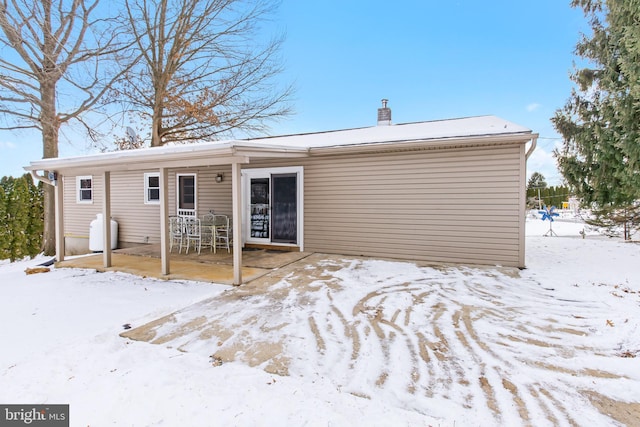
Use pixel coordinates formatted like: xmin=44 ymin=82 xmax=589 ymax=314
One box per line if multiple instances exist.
xmin=41 ymin=80 xmax=59 ymax=256
xmin=151 ymin=111 xmax=162 ymax=147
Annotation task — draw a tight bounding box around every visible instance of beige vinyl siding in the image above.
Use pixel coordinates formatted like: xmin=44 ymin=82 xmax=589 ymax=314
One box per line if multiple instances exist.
xmin=251 ymin=143 xmax=525 ymax=267
xmin=63 ymin=167 xmax=235 ymax=247
xmin=308 ymin=145 xmax=523 ymax=266
xmin=111 ymin=167 xmax=234 ymax=244
xmin=192 ymin=166 xmax=233 ymax=217
xmin=111 ymin=170 xmax=159 ymax=244
xmin=62 ymin=171 xmax=160 ymax=244
xmin=62 ymin=141 xmax=525 ymax=266
xmin=62 ymin=174 xmax=102 ymax=238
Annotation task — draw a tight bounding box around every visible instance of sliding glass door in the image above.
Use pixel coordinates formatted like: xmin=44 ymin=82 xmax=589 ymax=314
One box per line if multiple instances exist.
xmin=271 ymin=173 xmax=297 ymax=243
xmin=243 ymin=167 xmax=303 ymax=248
xmin=249 ymin=177 xmax=270 ymax=239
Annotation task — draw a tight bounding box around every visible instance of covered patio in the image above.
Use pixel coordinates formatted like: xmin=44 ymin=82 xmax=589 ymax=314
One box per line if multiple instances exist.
xmin=56 ymin=245 xmax=311 ymax=285
xmin=25 ymin=141 xmax=309 ymax=285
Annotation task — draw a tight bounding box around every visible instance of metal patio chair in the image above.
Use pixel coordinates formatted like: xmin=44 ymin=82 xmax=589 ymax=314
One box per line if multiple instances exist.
xmin=213 ymin=215 xmax=231 ymax=253
xmin=184 ymin=217 xmax=202 ymax=254
xmin=200 ymin=213 xmax=215 ymax=252
xmin=169 ymin=216 xmax=185 ymax=253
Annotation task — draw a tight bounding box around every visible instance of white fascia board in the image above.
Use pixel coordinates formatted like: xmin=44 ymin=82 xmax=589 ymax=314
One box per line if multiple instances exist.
xmin=24 ymin=141 xmax=309 ymax=174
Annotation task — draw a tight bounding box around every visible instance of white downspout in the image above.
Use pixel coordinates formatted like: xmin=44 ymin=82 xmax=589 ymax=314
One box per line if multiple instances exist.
xmin=28 ymin=169 xmax=65 ymax=262
xmin=29 ymin=170 xmax=55 ymax=186
xmin=520 ymin=135 xmax=539 ymax=270
xmin=525 ymin=135 xmax=538 ymax=160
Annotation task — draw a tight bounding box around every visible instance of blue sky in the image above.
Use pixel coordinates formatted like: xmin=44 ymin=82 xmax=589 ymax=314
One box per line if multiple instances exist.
xmin=1 ymin=0 xmax=587 ymax=184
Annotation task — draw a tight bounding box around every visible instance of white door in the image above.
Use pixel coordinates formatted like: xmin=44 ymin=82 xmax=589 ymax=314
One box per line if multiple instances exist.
xmin=176 ymin=173 xmax=197 ymax=216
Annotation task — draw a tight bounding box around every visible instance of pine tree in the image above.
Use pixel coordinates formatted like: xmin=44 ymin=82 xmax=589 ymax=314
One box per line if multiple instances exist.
xmin=1 ymin=176 xmax=19 ymax=260
xmin=552 ymin=0 xmax=640 ymax=239
xmin=8 ymin=177 xmax=30 ymax=261
xmin=527 ymin=172 xmax=548 ymax=191
xmin=527 ymin=172 xmax=547 ymax=209
xmin=0 ymin=175 xmax=44 ymax=261
xmin=24 ymin=175 xmax=44 ymax=257
xmin=0 ymin=184 xmax=8 ymax=260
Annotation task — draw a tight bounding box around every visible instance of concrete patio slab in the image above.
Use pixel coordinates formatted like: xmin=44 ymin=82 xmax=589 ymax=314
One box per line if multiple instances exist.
xmin=56 ymin=247 xmax=312 ymax=285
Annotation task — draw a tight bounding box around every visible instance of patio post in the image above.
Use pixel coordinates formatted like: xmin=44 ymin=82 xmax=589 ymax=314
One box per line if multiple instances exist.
xmin=102 ymin=171 xmax=112 ymax=268
xmin=54 ymin=173 xmax=65 ymax=262
xmin=231 ymin=161 xmax=242 ymax=285
xmin=159 ymin=167 xmax=170 ymax=275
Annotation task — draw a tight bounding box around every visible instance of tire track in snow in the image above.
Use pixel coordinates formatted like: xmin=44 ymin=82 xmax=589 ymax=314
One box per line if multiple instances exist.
xmin=123 ymin=254 xmax=636 ymax=426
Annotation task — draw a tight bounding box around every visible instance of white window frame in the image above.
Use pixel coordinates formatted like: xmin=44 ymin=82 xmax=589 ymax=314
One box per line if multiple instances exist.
xmin=76 ymin=175 xmax=93 ymax=204
xmin=144 ymin=172 xmax=160 ymax=204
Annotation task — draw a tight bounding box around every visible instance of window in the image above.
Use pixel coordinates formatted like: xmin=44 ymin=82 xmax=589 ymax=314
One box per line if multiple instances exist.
xmin=76 ymin=176 xmax=93 ymax=203
xmin=144 ymin=172 xmax=160 ymax=204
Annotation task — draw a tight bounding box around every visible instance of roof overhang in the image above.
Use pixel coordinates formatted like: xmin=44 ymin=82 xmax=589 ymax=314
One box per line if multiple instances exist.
xmin=24 ymin=142 xmax=310 ymax=176
xmin=23 ymin=115 xmax=537 ymax=177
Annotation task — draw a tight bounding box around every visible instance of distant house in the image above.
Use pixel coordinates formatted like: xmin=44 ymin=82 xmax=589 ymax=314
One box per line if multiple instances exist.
xmin=25 ymin=104 xmax=538 ymax=284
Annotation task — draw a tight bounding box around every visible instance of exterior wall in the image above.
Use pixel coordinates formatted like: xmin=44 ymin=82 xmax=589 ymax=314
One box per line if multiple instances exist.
xmin=62 ymin=166 xmax=233 ymax=254
xmin=62 ymin=174 xmax=102 ymax=254
xmin=249 ymin=143 xmax=525 ymax=267
xmin=61 ymin=143 xmax=526 ymax=267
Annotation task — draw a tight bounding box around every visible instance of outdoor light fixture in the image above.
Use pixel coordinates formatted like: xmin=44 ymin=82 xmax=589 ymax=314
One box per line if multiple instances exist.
xmin=47 ymin=171 xmax=58 ymax=186
xmin=216 ymin=173 xmax=224 ymax=183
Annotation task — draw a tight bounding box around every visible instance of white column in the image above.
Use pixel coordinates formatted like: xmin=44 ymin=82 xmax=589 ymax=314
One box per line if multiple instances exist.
xmin=231 ymin=162 xmax=242 ymax=285
xmin=54 ymin=174 xmax=65 ymax=262
xmin=159 ymin=167 xmax=170 ymax=275
xmin=102 ymin=171 xmax=112 ymax=268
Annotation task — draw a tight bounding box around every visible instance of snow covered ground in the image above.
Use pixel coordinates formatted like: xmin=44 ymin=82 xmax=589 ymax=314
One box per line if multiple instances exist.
xmin=1 ymin=218 xmax=638 ymax=426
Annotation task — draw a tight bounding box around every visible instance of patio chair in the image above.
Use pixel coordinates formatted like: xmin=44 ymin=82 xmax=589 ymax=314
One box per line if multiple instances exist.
xmin=200 ymin=213 xmax=215 ymax=252
xmin=201 ymin=212 xmax=215 ymax=224
xmin=213 ymin=215 xmax=231 ymax=253
xmin=169 ymin=216 xmax=184 ymax=253
xmin=184 ymin=217 xmax=202 ymax=254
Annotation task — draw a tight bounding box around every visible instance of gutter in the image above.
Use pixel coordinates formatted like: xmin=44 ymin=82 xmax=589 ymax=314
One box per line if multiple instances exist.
xmin=310 ymin=132 xmax=535 ymax=156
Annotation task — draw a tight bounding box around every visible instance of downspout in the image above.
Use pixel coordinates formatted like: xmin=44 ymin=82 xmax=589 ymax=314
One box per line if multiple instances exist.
xmin=29 ymin=170 xmax=55 ymax=186
xmin=525 ymin=135 xmax=538 ymax=160
xmin=521 ymin=134 xmax=539 ymax=269
xmin=29 ymin=169 xmax=65 ymax=262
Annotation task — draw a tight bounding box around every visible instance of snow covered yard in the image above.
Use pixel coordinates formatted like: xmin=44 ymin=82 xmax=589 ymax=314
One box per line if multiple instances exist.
xmin=1 ymin=219 xmax=639 ymax=426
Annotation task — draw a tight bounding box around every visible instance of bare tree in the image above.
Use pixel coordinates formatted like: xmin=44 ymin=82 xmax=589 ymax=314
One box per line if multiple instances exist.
xmin=117 ymin=0 xmax=293 ymax=147
xmin=0 ymin=0 xmax=132 ymax=255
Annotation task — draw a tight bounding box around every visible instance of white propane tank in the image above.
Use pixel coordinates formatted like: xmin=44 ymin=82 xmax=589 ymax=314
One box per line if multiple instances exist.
xmin=89 ymin=213 xmax=118 ymax=252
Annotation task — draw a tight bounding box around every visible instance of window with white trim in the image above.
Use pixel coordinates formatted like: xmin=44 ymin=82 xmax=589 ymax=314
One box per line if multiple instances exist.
xmin=76 ymin=176 xmax=93 ymax=203
xmin=144 ymin=172 xmax=160 ymax=204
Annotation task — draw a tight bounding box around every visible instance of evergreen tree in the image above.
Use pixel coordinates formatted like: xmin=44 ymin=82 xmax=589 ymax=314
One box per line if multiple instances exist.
xmin=527 ymin=172 xmax=548 ymax=190
xmin=0 ymin=185 xmax=8 ymax=260
xmin=552 ymin=0 xmax=640 ymax=239
xmin=24 ymin=175 xmax=44 ymax=257
xmin=527 ymin=172 xmax=547 ymax=209
xmin=7 ymin=177 xmax=30 ymax=261
xmin=0 ymin=175 xmax=43 ymax=261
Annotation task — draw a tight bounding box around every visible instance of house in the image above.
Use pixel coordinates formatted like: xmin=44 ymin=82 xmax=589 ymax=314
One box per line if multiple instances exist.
xmin=25 ymin=104 xmax=538 ymax=285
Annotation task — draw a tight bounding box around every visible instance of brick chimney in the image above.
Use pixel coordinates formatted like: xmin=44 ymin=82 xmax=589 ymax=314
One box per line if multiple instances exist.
xmin=377 ymin=99 xmax=391 ymax=126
